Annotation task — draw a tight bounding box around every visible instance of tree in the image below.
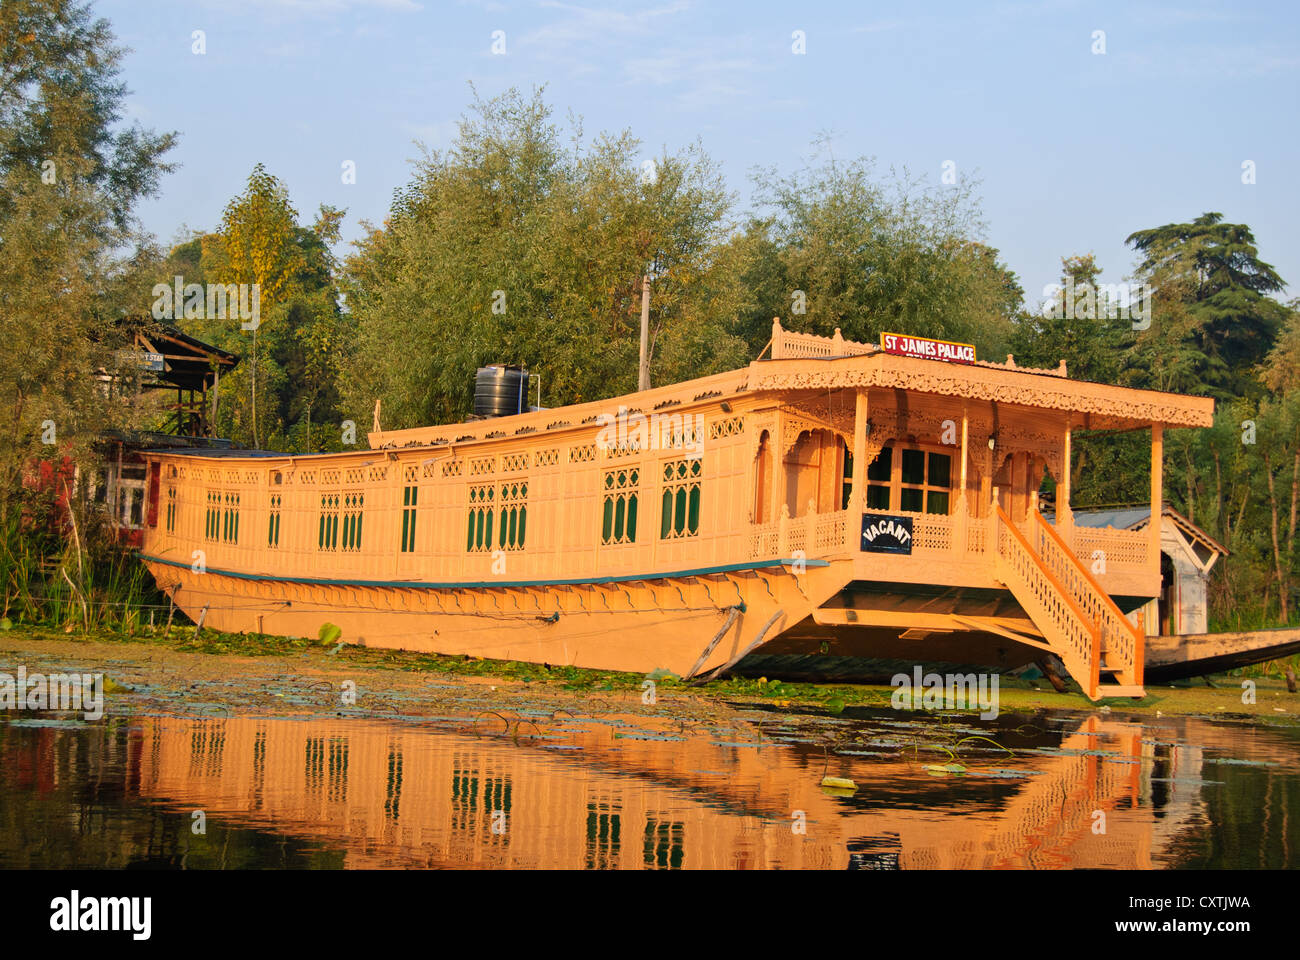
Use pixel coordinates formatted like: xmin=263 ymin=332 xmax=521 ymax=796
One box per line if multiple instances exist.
xmin=162 ymin=169 xmax=343 ymax=451
xmin=0 ymin=0 xmax=174 ymax=521
xmin=212 ymin=164 xmax=308 ymax=448
xmin=1010 ymin=254 xmax=1132 ymax=384
xmin=340 ymin=87 xmax=747 ymax=429
xmin=1127 ymin=213 xmax=1288 ymax=399
xmin=741 ymin=148 xmax=1021 ymax=357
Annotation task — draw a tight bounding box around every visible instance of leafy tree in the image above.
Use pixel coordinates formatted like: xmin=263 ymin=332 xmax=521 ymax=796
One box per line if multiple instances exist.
xmin=211 ymin=164 xmax=307 ymax=448
xmin=162 ymin=171 xmax=344 ymax=452
xmin=341 ymin=87 xmax=747 ymax=429
xmin=1127 ymin=213 xmax=1287 ymax=399
xmin=1010 ymin=254 xmax=1131 ymax=384
xmin=742 ymin=149 xmax=1022 ymax=356
xmin=0 ymin=0 xmax=174 ymax=520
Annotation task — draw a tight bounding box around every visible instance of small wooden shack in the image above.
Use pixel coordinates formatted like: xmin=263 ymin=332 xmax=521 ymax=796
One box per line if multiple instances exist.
xmin=94 ymin=322 xmax=240 ymax=544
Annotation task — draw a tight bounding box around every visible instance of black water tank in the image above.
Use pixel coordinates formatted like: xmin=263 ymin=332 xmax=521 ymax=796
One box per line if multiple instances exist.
xmin=473 ymin=364 xmax=530 ymax=418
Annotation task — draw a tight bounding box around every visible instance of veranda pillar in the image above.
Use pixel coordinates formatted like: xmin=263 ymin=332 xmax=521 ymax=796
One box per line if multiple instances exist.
xmin=1150 ymin=423 xmax=1163 ymax=567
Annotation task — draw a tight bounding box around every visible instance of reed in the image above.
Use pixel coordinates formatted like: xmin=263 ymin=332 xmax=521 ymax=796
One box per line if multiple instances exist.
xmin=0 ymin=497 xmax=166 ymax=633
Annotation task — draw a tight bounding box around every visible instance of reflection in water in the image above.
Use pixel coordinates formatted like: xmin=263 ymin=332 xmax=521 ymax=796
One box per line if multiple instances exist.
xmin=1 ymin=708 xmax=1297 ymax=869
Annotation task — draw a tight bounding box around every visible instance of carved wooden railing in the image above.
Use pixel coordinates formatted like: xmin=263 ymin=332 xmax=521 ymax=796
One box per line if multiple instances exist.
xmin=1030 ymin=510 xmax=1143 ymax=686
xmin=769 ymin=319 xmax=875 ymax=360
xmin=747 ymin=505 xmax=854 ymax=561
xmin=993 ymin=504 xmax=1101 ymax=699
xmin=1070 ymin=526 xmax=1149 ymax=571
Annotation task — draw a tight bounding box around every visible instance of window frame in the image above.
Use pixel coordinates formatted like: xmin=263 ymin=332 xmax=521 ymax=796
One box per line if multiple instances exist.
xmin=863 ymin=442 xmax=955 ymax=516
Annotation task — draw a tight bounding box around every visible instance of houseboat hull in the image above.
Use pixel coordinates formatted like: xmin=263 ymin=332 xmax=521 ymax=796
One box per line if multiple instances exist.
xmin=142 ymin=551 xmax=1076 ymax=683
xmin=142 ymin=554 xmax=856 ymax=680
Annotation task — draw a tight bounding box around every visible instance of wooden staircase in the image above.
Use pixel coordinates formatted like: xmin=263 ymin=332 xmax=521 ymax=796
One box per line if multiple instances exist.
xmin=992 ymin=505 xmax=1145 ymax=701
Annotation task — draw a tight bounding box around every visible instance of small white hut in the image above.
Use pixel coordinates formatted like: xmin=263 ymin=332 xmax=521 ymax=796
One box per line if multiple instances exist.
xmin=1070 ymin=505 xmax=1227 ymax=636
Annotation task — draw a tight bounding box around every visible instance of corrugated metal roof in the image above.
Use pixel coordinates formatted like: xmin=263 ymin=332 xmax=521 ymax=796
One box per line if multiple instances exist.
xmin=1069 ymin=507 xmax=1151 ymax=530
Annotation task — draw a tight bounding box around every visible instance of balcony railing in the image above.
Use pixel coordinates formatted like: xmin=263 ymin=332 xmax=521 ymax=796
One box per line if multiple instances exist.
xmin=747 ymin=505 xmax=1152 ymax=575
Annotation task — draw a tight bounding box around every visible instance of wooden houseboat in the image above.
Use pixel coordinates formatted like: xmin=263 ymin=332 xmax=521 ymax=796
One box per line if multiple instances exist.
xmin=136 ymin=321 xmax=1214 ymax=700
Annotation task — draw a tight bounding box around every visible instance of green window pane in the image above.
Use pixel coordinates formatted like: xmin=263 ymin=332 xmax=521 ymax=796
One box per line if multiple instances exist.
xmin=614 ymin=496 xmax=625 ymax=541
xmin=355 ymin=513 xmax=363 ymax=548
xmin=867 ymin=447 xmax=892 ymax=481
xmin=627 ymin=494 xmax=637 ymax=542
xmin=901 ymin=448 xmax=925 ymax=485
xmin=928 ymin=452 xmax=951 ymax=488
xmin=484 ymin=511 xmax=493 ymax=548
xmin=661 ymin=489 xmax=673 ymax=538
xmin=900 ymin=488 xmax=923 ymax=512
xmin=687 ymin=484 xmax=700 ymax=534
xmin=467 ymin=513 xmax=475 ymax=550
xmin=602 ymin=498 xmax=613 ymax=543
xmin=402 ymin=512 xmax=409 ymax=550
xmin=926 ymin=490 xmax=950 ymax=515
xmin=517 ymin=506 xmax=525 ymax=547
xmin=674 ymin=487 xmax=686 ymax=535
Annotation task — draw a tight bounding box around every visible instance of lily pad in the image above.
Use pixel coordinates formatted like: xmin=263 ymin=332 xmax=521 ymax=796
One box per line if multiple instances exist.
xmin=922 ymin=762 xmax=968 ymax=777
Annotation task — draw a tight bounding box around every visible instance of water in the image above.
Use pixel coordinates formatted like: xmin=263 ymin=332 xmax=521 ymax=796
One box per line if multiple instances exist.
xmin=2 ymin=705 xmax=1297 ymax=869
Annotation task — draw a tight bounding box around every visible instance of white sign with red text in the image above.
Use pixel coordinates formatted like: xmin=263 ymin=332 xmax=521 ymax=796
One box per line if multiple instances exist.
xmin=880 ymin=332 xmax=976 ymax=364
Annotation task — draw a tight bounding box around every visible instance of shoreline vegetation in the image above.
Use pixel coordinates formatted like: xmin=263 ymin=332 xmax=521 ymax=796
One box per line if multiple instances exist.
xmin=1 ymin=624 xmax=1296 ymax=725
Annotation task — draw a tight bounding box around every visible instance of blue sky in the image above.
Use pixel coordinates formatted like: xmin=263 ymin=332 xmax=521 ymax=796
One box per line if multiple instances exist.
xmin=104 ymin=0 xmax=1299 ymax=310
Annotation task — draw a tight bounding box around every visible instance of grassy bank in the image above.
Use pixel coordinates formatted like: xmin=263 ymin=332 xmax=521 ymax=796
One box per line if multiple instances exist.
xmin=2 ymin=621 xmax=1298 ymax=722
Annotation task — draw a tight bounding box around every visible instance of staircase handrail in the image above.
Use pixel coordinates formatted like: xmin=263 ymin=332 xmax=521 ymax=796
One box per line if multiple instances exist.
xmin=1030 ymin=509 xmax=1144 ymax=685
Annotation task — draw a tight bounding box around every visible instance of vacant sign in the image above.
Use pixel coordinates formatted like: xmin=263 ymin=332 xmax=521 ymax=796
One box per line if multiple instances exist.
xmin=861 ymin=513 xmax=914 ymax=554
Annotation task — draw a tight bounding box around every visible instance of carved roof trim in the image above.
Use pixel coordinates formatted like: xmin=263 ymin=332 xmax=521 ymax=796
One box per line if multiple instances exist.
xmin=745 ymin=355 xmax=1214 ymax=429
